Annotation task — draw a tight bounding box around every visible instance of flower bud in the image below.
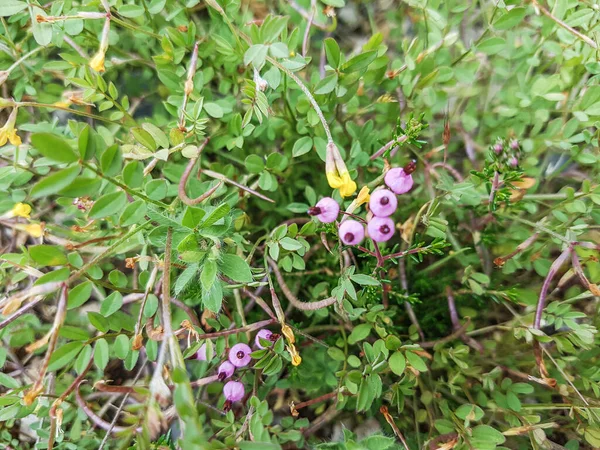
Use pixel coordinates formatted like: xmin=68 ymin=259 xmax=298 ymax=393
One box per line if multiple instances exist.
xmin=223 ymin=380 xmax=245 ymax=404
xmin=255 ymin=329 xmax=274 ymax=349
xmin=367 ymin=217 xmax=395 ymax=242
xmin=228 ymin=343 xmax=252 ymax=367
xmin=308 ymin=197 xmax=340 ymax=223
xmin=384 ymin=168 xmax=414 ymax=195
xmin=369 ymin=189 xmax=397 ymax=217
xmin=217 ymin=361 xmax=235 ymax=381
xmin=339 ymin=219 xmax=365 ymax=246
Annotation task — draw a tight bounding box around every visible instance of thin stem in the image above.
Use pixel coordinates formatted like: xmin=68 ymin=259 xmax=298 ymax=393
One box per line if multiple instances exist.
xmin=265 ymin=56 xmax=333 ymax=144
xmin=533 ymin=247 xmax=571 ymax=330
xmin=370 ymin=135 xmax=408 ymax=160
xmin=23 ymin=285 xmax=68 ymax=405
xmin=15 ymin=101 xmax=119 ymax=124
xmin=268 ymin=258 xmax=337 ymax=311
xmin=82 ymin=162 xmax=168 ymax=208
xmin=532 ymin=0 xmax=598 ymax=49
xmin=203 ymin=169 xmax=274 ymax=203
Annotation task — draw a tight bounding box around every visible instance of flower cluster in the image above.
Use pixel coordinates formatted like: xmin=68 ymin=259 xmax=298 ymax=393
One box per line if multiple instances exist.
xmin=195 ymin=328 xmax=277 ymax=410
xmin=309 ymin=161 xmax=416 ymax=246
xmin=492 ymin=138 xmax=521 ymax=168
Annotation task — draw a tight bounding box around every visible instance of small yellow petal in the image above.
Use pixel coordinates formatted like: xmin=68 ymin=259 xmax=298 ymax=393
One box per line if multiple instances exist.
xmin=8 ymin=129 xmax=21 ymax=146
xmin=11 ymin=203 xmax=31 ymax=219
xmin=355 ymin=186 xmax=370 ymax=206
xmin=326 ymin=171 xmax=344 ymax=189
xmin=338 ymin=172 xmax=357 ymax=198
xmin=24 ymin=223 xmax=43 ymax=238
xmin=89 ymin=51 xmax=106 ymax=72
xmin=0 ymin=129 xmax=8 ymax=147
xmin=281 ymin=324 xmax=295 ymax=344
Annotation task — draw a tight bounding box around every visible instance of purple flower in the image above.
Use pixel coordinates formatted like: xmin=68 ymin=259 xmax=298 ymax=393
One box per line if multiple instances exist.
xmin=196 ymin=343 xmax=207 ymax=361
xmin=493 ymin=143 xmax=503 ymax=154
xmin=509 ymin=156 xmax=518 ymax=168
xmin=223 ymin=380 xmax=245 ymax=403
xmin=308 ymin=197 xmax=340 ymax=223
xmin=367 ymin=217 xmax=395 ymax=242
xmin=384 ymin=167 xmax=414 ymax=195
xmin=255 ymin=329 xmax=274 ymax=349
xmin=509 ymin=139 xmax=519 ymax=150
xmin=339 ymin=220 xmax=365 ymax=246
xmin=218 ymin=361 xmax=235 ymax=381
xmin=369 ymin=189 xmax=397 ymax=217
xmin=228 ymin=343 xmax=252 ymax=368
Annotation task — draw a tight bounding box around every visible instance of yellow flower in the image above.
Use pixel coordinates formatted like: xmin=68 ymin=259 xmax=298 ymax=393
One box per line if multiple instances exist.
xmin=89 ymin=51 xmax=106 ymax=72
xmin=24 ymin=223 xmax=44 ymax=238
xmin=287 ymin=344 xmax=302 ymax=366
xmin=354 ymin=186 xmax=370 ymax=207
xmin=0 ymin=107 xmax=21 ymax=147
xmin=325 ymin=142 xmax=357 ymax=198
xmin=11 ymin=202 xmax=31 ymax=219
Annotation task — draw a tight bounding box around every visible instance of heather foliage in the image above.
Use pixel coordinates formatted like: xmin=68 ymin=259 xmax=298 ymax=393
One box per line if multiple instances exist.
xmin=0 ymin=1 xmax=600 ymax=449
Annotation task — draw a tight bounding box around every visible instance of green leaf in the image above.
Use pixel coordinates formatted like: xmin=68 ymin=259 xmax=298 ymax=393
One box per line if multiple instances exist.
xmin=201 ymin=259 xmax=218 ymax=291
xmin=68 ymin=282 xmax=93 ymax=309
xmin=244 ymin=44 xmax=268 ymax=67
xmin=31 ymin=133 xmax=78 ymax=163
xmin=280 ymin=237 xmax=302 ymax=251
xmin=472 ymin=425 xmax=506 ymax=446
xmin=341 ymin=51 xmax=377 ymax=73
xmin=89 ymin=191 xmax=127 ymax=219
xmin=119 ymin=4 xmax=144 ymax=18
xmin=131 ymin=127 xmax=157 ymax=150
xmin=120 ymin=200 xmax=147 ymax=227
xmin=100 ymin=145 xmax=122 ymax=177
xmin=29 ymin=245 xmax=67 ymax=266
xmin=0 ymin=0 xmax=27 ymax=16
xmin=405 ymin=351 xmax=428 ymax=372
xmin=324 ymin=38 xmax=341 ymax=68
xmin=455 ymin=404 xmax=484 ymax=421
xmin=48 ymin=342 xmax=85 ymax=372
xmin=349 ymin=274 xmax=380 ymax=286
xmin=31 ymin=165 xmax=80 ymax=198
xmin=494 ymin=7 xmax=527 ymax=30
xmin=204 ymin=102 xmax=223 ymax=118
xmin=292 ymin=136 xmax=313 ymax=158
xmin=100 ymin=292 xmax=123 ymax=317
xmin=88 ymin=312 xmax=109 ymax=333
xmin=94 ymin=338 xmax=110 ymax=371
xmin=348 ymin=323 xmax=371 ymax=344
xmin=142 ymin=123 xmax=169 ymax=149
xmin=114 ymin=334 xmax=130 ymax=359
xmin=203 ymin=280 xmax=223 ymax=312
xmin=476 ymin=37 xmax=506 ymax=55
xmin=314 ymin=73 xmax=338 ymax=95
xmin=201 ymin=204 xmax=230 ymax=228
xmin=245 ymin=155 xmax=265 ymax=173
xmin=219 ymin=254 xmax=253 ymax=283
xmin=388 ymin=352 xmax=406 ymax=376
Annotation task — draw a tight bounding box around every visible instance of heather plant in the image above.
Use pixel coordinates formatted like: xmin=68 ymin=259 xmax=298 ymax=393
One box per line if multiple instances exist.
xmin=0 ymin=0 xmax=600 ymax=449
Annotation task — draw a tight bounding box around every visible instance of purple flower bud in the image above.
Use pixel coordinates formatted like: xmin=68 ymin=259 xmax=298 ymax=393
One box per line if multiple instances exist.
xmin=218 ymin=361 xmax=235 ymax=381
xmin=307 ymin=197 xmax=340 ymax=223
xmin=223 ymin=380 xmax=245 ymax=403
xmin=367 ymin=217 xmax=395 ymax=242
xmin=493 ymin=143 xmax=503 ymax=154
xmin=255 ymin=329 xmax=274 ymax=349
xmin=339 ymin=219 xmax=365 ymax=246
xmin=509 ymin=139 xmax=519 ymax=150
xmin=384 ymin=168 xmax=414 ymax=195
xmin=228 ymin=343 xmax=252 ymax=368
xmin=509 ymin=156 xmax=518 ymax=168
xmin=369 ymin=189 xmax=397 ymax=217
xmin=196 ymin=343 xmax=207 ymax=361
